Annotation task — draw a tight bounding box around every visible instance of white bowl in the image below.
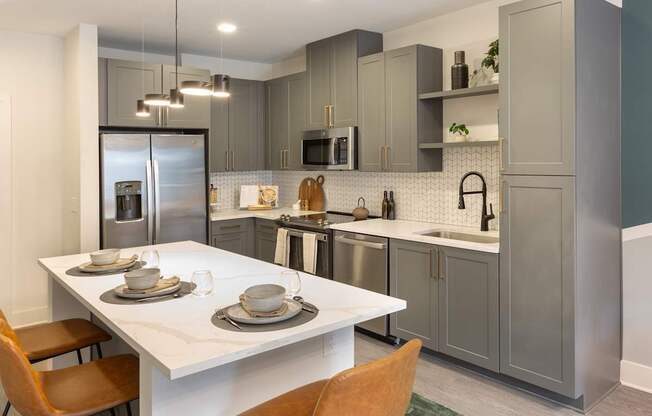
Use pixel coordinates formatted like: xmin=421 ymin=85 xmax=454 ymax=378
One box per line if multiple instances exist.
xmin=124 ymin=268 xmax=161 ymax=290
xmin=90 ymin=248 xmax=121 ymax=266
xmin=241 ymin=284 xmax=286 ymax=312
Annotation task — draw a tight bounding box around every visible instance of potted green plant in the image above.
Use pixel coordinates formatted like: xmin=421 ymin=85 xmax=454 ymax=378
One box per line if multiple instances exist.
xmin=482 ymin=39 xmax=499 ymax=84
xmin=449 ymin=122 xmax=470 ymax=142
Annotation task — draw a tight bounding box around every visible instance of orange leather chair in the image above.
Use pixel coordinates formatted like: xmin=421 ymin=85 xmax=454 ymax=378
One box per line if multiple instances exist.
xmin=240 ymin=339 xmax=422 ymax=416
xmin=0 ymin=310 xmax=112 ymax=416
xmin=0 ymin=332 xmax=139 ymax=416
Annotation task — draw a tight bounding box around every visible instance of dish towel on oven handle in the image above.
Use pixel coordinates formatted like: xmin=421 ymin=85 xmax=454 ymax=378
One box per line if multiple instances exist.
xmin=302 ymin=232 xmax=318 ymax=274
xmin=274 ymin=228 xmax=289 ymax=266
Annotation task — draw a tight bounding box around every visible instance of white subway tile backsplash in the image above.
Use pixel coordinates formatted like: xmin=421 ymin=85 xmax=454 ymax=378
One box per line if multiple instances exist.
xmin=210 ymin=145 xmax=499 ymax=230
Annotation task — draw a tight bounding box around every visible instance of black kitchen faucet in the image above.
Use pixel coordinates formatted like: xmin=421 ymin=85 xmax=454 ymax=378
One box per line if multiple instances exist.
xmin=458 ymin=171 xmax=495 ymax=232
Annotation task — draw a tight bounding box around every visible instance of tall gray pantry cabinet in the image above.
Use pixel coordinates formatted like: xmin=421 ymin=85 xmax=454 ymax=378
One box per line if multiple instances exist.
xmin=498 ymin=0 xmax=621 ymax=410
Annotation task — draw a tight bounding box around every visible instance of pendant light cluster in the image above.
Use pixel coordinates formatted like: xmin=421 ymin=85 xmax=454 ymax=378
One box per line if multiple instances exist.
xmin=136 ymin=0 xmax=232 ymax=117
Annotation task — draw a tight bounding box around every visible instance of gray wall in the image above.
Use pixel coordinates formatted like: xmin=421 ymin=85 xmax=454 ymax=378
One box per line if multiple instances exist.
xmin=622 ymin=0 xmax=652 ymax=228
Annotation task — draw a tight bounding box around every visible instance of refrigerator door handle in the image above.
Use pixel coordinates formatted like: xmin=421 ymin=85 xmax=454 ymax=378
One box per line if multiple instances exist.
xmin=146 ymin=160 xmax=154 ymax=244
xmin=153 ymin=159 xmax=161 ymax=244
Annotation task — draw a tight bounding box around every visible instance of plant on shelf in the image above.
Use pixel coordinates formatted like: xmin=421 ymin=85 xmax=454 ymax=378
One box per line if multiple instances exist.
xmin=449 ymin=123 xmax=470 ymax=142
xmin=482 ymin=39 xmax=499 ymax=73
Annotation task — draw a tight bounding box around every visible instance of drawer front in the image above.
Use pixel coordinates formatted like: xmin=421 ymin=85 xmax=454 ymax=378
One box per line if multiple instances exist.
xmin=211 ymin=218 xmax=253 ymax=236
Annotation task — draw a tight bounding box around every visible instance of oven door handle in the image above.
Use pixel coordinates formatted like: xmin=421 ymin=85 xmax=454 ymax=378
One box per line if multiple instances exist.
xmin=335 ymin=235 xmax=386 ymax=250
xmin=282 ymin=228 xmax=328 ymax=242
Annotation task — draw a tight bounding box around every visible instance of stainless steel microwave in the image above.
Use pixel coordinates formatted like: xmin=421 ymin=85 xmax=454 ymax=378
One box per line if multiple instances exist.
xmin=301 ymin=127 xmax=357 ymax=170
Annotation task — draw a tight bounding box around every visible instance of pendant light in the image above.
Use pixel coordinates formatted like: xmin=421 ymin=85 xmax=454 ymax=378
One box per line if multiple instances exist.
xmin=135 ymin=4 xmax=150 ymax=117
xmin=144 ymin=93 xmax=170 ymax=106
xmin=169 ymin=0 xmax=184 ymax=108
xmin=212 ymin=5 xmax=230 ymax=99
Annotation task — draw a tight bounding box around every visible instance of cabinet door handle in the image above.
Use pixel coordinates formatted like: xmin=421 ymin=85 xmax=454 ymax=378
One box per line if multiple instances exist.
xmin=231 ymin=151 xmax=235 ymax=171
xmin=324 ymin=105 xmax=329 ymax=128
xmin=499 ymin=137 xmax=505 ymax=173
xmin=501 ymin=180 xmax=508 ymax=214
xmin=280 ymin=149 xmax=284 ymax=169
xmin=329 ymin=105 xmax=334 ymax=128
xmin=385 ymin=146 xmax=391 ymax=171
xmin=225 ymin=151 xmax=230 ymax=171
xmin=430 ymin=248 xmax=439 ymax=280
xmin=380 ymin=146 xmax=385 ymax=171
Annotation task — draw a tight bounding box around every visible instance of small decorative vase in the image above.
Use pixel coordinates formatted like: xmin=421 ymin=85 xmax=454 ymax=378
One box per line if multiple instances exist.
xmin=491 ymin=72 xmax=500 ymax=84
xmin=451 ymin=51 xmax=469 ymax=90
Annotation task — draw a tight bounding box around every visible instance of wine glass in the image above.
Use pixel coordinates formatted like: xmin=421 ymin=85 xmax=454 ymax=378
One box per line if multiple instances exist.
xmin=191 ymin=270 xmax=214 ymax=297
xmin=140 ymin=249 xmax=160 ymax=269
xmin=281 ymin=271 xmax=301 ymax=298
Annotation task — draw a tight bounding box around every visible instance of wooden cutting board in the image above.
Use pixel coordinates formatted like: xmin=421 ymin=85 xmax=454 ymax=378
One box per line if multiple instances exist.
xmin=298 ymin=175 xmax=325 ymax=211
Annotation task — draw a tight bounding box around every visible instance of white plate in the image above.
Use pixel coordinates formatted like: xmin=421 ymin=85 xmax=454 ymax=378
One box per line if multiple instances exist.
xmin=225 ymin=299 xmax=302 ymax=325
xmin=113 ymin=282 xmax=181 ymax=299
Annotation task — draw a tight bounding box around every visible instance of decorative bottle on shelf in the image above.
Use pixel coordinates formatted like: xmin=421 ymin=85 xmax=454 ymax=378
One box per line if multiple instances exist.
xmin=382 ymin=191 xmax=389 ymax=220
xmin=388 ymin=191 xmax=396 ymax=220
xmin=451 ymin=51 xmax=469 ymax=90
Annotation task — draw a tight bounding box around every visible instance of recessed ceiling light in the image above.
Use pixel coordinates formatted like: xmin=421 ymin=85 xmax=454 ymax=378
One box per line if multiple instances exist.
xmin=217 ymin=22 xmax=237 ymax=33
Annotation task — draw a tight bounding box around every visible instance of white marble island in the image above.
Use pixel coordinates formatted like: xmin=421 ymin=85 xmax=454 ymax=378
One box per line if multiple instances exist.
xmin=39 ymin=241 xmax=405 ymax=416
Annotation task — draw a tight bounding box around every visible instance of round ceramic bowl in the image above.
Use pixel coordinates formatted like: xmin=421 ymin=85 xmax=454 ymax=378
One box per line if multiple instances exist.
xmin=124 ymin=268 xmax=161 ymax=290
xmin=241 ymin=284 xmax=286 ymax=312
xmin=89 ymin=248 xmax=121 ymax=266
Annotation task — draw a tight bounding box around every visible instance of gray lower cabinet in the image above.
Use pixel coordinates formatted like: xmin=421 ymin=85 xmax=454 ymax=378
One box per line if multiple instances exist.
xmin=438 ymin=246 xmax=499 ymax=371
xmin=357 ymin=45 xmax=442 ymax=172
xmin=499 ymin=175 xmax=576 ymax=396
xmin=389 ymin=240 xmax=438 ymax=350
xmin=390 ymin=239 xmax=499 ymax=372
xmin=106 ymin=59 xmax=162 ymax=127
xmin=210 ymin=78 xmax=265 ymax=172
xmin=210 ymin=219 xmax=254 ymax=257
xmin=265 ymin=72 xmax=306 ymax=170
xmin=306 ymin=30 xmax=383 ymax=129
xmin=163 ymin=65 xmax=210 ymax=128
xmin=255 ymin=219 xmax=278 ymax=263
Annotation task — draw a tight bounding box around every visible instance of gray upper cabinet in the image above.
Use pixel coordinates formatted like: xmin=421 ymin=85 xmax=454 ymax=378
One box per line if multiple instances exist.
xmin=439 ymin=247 xmax=499 ymax=372
xmin=107 ymin=59 xmax=162 ymax=127
xmin=103 ymin=58 xmax=210 ymax=129
xmin=163 ymin=65 xmax=210 ymax=128
xmin=306 ymin=30 xmax=382 ymax=129
xmin=358 ymin=45 xmax=442 ymax=172
xmin=500 ymin=175 xmax=576 ymax=396
xmin=357 ymin=53 xmax=386 ymax=172
xmin=389 ymin=239 xmax=438 ymax=350
xmin=210 ymin=78 xmax=265 ymax=172
xmin=499 ymin=0 xmax=575 ymax=175
xmin=265 ymin=72 xmax=306 ymax=170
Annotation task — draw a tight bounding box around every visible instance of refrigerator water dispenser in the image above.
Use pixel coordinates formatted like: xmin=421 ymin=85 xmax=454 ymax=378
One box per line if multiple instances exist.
xmin=115 ymin=181 xmax=142 ymax=222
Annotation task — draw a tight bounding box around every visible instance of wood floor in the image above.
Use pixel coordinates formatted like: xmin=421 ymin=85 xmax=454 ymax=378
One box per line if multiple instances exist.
xmin=355 ymin=332 xmax=652 ymax=416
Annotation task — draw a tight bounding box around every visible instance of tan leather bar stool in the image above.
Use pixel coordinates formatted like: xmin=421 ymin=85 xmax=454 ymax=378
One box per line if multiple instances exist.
xmin=0 ymin=333 xmax=139 ymax=416
xmin=0 ymin=310 xmax=112 ymax=416
xmin=240 ymin=339 xmax=422 ymax=416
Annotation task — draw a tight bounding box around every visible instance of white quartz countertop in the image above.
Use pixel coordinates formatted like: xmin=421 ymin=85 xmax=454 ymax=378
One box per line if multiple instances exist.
xmin=210 ymin=207 xmax=323 ymax=222
xmin=329 ymin=219 xmax=499 ymax=254
xmin=39 ymin=241 xmax=404 ymax=380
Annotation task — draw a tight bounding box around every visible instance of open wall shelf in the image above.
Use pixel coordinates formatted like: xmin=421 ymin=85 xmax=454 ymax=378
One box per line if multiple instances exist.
xmin=419 ymin=84 xmax=499 ymax=100
xmin=419 ymin=139 xmax=500 ymax=149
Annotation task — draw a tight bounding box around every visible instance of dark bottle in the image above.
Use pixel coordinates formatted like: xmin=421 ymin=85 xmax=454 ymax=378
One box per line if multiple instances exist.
xmin=382 ymin=191 xmax=389 ymax=220
xmin=451 ymin=51 xmax=469 ymax=90
xmin=388 ymin=191 xmax=396 ymax=220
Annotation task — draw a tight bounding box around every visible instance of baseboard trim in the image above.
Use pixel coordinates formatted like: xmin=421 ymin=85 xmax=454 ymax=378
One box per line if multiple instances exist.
xmin=621 ymin=360 xmax=652 ymax=394
xmin=623 ymin=222 xmax=652 ymax=242
xmin=11 ymin=305 xmax=49 ymax=327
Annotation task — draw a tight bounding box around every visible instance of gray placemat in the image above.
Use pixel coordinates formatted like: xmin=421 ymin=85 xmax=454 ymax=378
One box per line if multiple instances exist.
xmin=66 ymin=261 xmax=146 ymax=277
xmin=100 ymin=281 xmax=195 ymax=305
xmin=211 ymin=302 xmax=319 ymax=332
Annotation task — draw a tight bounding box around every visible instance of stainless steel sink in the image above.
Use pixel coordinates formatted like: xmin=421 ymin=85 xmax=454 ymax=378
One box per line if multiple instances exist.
xmin=418 ymin=230 xmax=499 ymax=244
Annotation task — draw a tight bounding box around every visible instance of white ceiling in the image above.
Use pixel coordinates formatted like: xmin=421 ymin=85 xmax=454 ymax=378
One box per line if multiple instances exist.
xmin=0 ymin=0 xmax=492 ymax=63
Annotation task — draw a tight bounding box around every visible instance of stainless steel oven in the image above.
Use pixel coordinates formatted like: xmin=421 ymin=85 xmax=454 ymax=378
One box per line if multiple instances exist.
xmin=284 ymin=227 xmax=331 ymax=278
xmin=301 ymin=127 xmax=357 ymax=170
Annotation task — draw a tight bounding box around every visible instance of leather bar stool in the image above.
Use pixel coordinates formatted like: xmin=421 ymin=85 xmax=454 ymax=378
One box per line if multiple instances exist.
xmin=0 ymin=310 xmax=112 ymax=416
xmin=0 ymin=333 xmax=139 ymax=416
xmin=239 ymin=339 xmax=422 ymax=416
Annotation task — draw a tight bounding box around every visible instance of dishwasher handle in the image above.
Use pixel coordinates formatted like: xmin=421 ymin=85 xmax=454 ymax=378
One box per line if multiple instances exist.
xmin=335 ymin=235 xmax=386 ymax=250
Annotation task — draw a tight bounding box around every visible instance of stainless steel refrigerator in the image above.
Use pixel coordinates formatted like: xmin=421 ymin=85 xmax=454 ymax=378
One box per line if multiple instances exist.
xmin=100 ymin=133 xmax=207 ymax=249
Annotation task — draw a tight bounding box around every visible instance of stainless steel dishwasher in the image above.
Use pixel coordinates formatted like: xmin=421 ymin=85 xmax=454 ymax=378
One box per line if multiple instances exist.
xmin=333 ymin=231 xmax=389 ymax=336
